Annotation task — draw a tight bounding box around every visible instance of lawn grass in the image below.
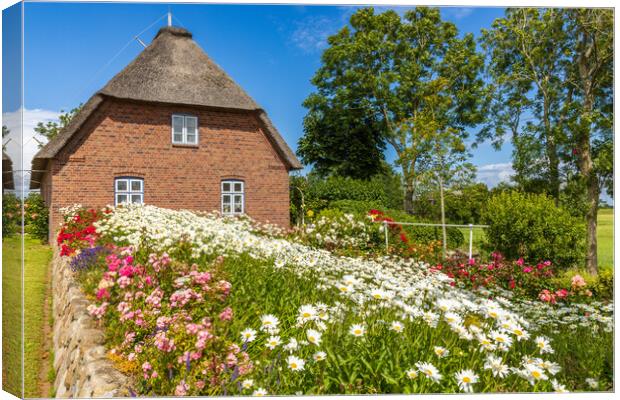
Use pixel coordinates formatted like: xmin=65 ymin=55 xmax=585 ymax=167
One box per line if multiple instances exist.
xmin=2 ymin=234 xmax=22 ymax=397
xmin=597 ymin=208 xmax=613 ymax=272
xmin=2 ymin=235 xmax=52 ymax=398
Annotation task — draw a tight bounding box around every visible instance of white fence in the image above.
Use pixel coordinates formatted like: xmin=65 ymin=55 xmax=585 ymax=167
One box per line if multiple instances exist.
xmin=376 ymin=220 xmax=489 ymax=259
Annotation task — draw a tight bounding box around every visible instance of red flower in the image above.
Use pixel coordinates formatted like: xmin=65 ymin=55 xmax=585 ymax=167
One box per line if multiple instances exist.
xmin=96 ymin=288 xmax=110 ymax=300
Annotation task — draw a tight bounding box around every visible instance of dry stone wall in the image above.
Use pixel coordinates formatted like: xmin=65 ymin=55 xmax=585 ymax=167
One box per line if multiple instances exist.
xmin=52 ymin=249 xmax=131 ymax=397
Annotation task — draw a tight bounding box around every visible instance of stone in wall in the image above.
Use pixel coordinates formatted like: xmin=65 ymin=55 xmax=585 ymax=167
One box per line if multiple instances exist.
xmin=52 ymin=249 xmax=132 ymax=398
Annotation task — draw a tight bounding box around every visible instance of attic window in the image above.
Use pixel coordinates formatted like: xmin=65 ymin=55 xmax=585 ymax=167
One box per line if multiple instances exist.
xmin=172 ymin=114 xmax=199 ymax=145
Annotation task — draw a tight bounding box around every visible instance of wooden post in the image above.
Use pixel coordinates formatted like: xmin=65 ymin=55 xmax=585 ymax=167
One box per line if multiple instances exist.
xmin=468 ymin=224 xmax=474 ymax=260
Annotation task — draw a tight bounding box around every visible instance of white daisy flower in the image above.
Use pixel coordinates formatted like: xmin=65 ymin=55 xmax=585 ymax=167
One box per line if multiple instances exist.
xmin=484 ymin=355 xmax=509 ymax=378
xmin=306 ymin=329 xmax=322 ymax=345
xmin=551 ymin=379 xmax=569 ymax=393
xmin=242 ymin=379 xmax=254 ymax=389
xmin=265 ymin=336 xmax=281 ymax=350
xmin=585 ymin=378 xmax=599 ymax=389
xmin=260 ymin=314 xmax=279 ymax=331
xmin=299 ymin=305 xmax=317 ymax=322
xmin=455 ymin=369 xmax=478 ymax=393
xmin=433 ymin=346 xmax=449 ymax=358
xmin=241 ymin=328 xmax=257 ymax=343
xmin=416 ymin=361 xmax=442 ymax=383
xmin=252 ymin=388 xmax=267 ymax=396
xmin=349 ymin=324 xmax=365 ymax=337
xmin=313 ymin=351 xmax=327 ymax=362
xmin=287 ymin=355 xmax=305 ymax=371
xmin=390 ymin=321 xmax=404 ymax=333
xmin=534 ymin=336 xmax=554 ymax=354
xmin=405 ymin=368 xmax=418 ymax=379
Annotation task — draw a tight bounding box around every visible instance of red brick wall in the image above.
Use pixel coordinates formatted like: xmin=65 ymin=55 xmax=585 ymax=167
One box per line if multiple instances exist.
xmin=47 ymin=98 xmax=291 ymax=240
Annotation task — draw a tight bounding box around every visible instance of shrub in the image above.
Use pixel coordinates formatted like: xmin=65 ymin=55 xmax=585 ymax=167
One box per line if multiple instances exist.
xmin=551 ymin=269 xmax=613 ymax=301
xmin=2 ymin=193 xmax=20 ymax=237
xmin=328 ymin=199 xmax=385 ymax=214
xmin=296 ymin=209 xmax=383 ymax=256
xmin=481 ymin=191 xmax=585 ymax=269
xmin=23 ymin=193 xmax=49 ymax=242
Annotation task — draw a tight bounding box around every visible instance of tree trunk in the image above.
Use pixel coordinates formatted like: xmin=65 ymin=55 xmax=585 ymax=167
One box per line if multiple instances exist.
xmin=578 ymin=82 xmax=599 ymax=275
xmin=543 ymin=102 xmax=561 ymax=203
xmin=585 ymin=177 xmax=599 ymax=275
xmin=439 ymin=174 xmax=447 ymax=259
xmin=546 ymin=135 xmax=560 ymax=203
xmin=404 ymin=182 xmax=414 ymax=215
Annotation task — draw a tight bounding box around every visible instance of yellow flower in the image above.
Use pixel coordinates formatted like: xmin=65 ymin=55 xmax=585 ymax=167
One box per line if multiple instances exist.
xmin=306 ymin=209 xmax=314 ymax=218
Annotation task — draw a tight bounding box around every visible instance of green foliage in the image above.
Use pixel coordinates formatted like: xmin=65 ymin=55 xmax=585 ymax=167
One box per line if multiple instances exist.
xmin=2 ymin=193 xmax=20 ymax=237
xmin=298 ymin=94 xmax=387 ymax=179
xmin=302 ymin=6 xmax=487 ymax=214
xmin=292 ymin=173 xmax=403 ymax=219
xmin=34 ymin=105 xmax=82 ymax=146
xmin=383 ymin=209 xmax=464 ymax=249
xmin=482 ymin=191 xmax=586 ymax=268
xmin=551 ymin=269 xmax=613 ymax=301
xmin=298 ymin=209 xmax=384 ymax=256
xmin=23 ymin=193 xmax=48 ymax=243
xmin=413 ymin=183 xmax=489 ymax=224
xmin=328 ymin=200 xmax=385 ymax=215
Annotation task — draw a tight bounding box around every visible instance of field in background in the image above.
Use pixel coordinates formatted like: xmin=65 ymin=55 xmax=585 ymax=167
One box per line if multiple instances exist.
xmin=2 ymin=235 xmax=52 ymax=398
xmin=597 ymin=208 xmax=613 ymax=272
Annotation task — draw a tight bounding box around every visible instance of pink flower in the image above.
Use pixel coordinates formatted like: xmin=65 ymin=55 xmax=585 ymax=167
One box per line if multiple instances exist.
xmin=219 ymin=307 xmax=233 ymax=321
xmin=186 ymin=323 xmax=200 ymax=335
xmin=96 ymin=288 xmax=110 ymax=300
xmin=195 ymin=380 xmax=205 ymax=390
xmin=555 ymin=288 xmax=568 ymax=299
xmin=153 ymin=331 xmax=176 ymax=352
xmin=538 ymin=289 xmax=556 ymax=304
xmin=571 ymin=274 xmax=587 ymax=289
xmin=523 ymin=267 xmax=533 ymax=273
xmin=516 ymin=258 xmax=524 ymax=266
xmin=218 ymin=280 xmax=232 ymax=297
xmin=175 ymin=381 xmax=189 ymax=396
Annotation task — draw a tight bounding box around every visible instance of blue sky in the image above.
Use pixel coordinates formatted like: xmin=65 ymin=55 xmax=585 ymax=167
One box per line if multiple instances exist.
xmin=5 ymin=2 xmax=516 ymax=191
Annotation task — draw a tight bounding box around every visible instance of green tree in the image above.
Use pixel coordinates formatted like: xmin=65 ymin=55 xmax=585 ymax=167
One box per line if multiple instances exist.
xmin=299 ymin=7 xmax=487 ymax=214
xmin=34 ymin=105 xmax=82 ymax=146
xmin=480 ymin=8 xmax=572 ymax=202
xmin=298 ymin=93 xmax=387 ymax=179
xmin=562 ymin=9 xmax=613 ymax=275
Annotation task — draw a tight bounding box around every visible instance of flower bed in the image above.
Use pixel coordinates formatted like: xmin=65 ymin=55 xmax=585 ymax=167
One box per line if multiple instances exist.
xmin=58 ymin=204 xmax=613 ymax=395
xmin=437 ymin=252 xmax=598 ymax=305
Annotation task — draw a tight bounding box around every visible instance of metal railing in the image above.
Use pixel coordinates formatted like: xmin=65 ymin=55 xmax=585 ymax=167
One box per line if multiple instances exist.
xmin=376 ymin=220 xmax=489 ymax=260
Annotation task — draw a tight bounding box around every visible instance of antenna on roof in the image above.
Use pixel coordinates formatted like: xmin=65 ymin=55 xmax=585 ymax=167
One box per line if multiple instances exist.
xmin=135 ymin=36 xmax=147 ymax=48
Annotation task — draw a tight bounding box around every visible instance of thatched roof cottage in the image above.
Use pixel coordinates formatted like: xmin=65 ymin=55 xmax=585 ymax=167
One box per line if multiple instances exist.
xmin=31 ymin=25 xmax=302 ymax=241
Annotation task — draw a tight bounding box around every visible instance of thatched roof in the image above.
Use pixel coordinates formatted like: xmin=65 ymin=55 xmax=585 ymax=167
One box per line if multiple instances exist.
xmin=30 ymin=26 xmax=302 ymax=188
xmin=3 ymin=151 xmax=14 ymax=190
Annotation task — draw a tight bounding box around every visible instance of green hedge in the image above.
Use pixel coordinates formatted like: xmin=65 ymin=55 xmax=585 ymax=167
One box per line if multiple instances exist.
xmin=23 ymin=193 xmax=48 ymax=243
xmin=482 ymin=191 xmax=585 ymax=269
xmin=2 ymin=193 xmax=20 ymax=237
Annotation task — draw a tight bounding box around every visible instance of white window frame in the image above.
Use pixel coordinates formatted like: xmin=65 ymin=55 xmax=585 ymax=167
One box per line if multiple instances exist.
xmin=171 ymin=114 xmax=199 ymax=145
xmin=221 ymin=180 xmax=244 ymax=215
xmin=115 ymin=177 xmax=144 ymax=206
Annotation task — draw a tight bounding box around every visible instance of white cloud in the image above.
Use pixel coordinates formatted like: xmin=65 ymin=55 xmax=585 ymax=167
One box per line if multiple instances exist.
xmin=442 ymin=7 xmax=475 ymax=20
xmin=290 ymin=15 xmax=338 ymax=53
xmin=2 ymin=108 xmax=58 ymax=195
xmin=475 ymin=162 xmax=514 ymax=188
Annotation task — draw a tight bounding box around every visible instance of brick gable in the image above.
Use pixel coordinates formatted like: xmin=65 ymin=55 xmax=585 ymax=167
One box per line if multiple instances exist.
xmin=44 ymin=98 xmax=291 ymax=240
